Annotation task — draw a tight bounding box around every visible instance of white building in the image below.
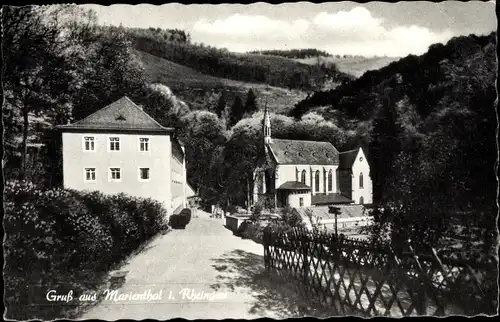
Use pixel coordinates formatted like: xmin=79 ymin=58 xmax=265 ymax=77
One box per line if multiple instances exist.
xmin=57 ymin=96 xmax=188 ymax=216
xmin=252 ymin=105 xmax=373 ymax=208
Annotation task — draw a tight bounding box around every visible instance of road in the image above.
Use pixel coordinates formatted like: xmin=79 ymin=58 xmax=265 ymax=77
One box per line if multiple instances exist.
xmin=79 ymin=210 xmax=309 ymax=320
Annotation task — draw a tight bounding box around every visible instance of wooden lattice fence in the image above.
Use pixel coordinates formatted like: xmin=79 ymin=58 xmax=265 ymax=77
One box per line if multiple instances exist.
xmin=262 ymin=226 xmax=498 ymax=317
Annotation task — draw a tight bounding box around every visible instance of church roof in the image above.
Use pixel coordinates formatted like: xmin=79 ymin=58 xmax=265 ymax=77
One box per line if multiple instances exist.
xmin=268 ymin=138 xmax=339 ymax=165
xmin=277 ymin=181 xmax=312 ymax=191
xmin=311 ymin=193 xmax=353 ymax=205
xmin=338 ymin=148 xmax=360 ymax=170
xmin=57 ymin=96 xmax=174 ymax=133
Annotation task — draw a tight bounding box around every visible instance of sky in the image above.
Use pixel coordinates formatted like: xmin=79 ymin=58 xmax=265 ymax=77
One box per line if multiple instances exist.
xmin=83 ymin=1 xmax=497 ymax=57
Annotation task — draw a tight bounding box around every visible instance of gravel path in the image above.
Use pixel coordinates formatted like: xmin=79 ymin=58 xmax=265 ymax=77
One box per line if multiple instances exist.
xmin=79 ymin=210 xmax=307 ymax=320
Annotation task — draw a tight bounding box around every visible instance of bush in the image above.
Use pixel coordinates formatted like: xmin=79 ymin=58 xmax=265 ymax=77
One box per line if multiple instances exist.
xmin=249 ymin=200 xmax=264 ymax=221
xmin=242 ymin=221 xmax=264 ymax=243
xmin=280 ymin=206 xmax=303 ymax=227
xmin=3 ymin=180 xmax=169 ymax=320
xmin=235 ymin=220 xmax=251 ymax=237
xmin=169 ymin=208 xmax=191 ymax=229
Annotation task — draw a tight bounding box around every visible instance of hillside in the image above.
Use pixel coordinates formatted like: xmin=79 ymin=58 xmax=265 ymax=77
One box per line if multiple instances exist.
xmin=122 ymin=26 xmax=353 ymax=91
xmin=295 ymin=56 xmax=401 ymax=78
xmin=133 ymin=49 xmax=308 ymax=114
xmin=290 ymin=32 xmax=496 ymax=120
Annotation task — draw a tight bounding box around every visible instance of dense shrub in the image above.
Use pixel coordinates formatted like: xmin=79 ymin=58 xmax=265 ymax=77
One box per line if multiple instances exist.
xmin=4 ymin=180 xmax=169 ymax=320
xmin=235 ymin=220 xmax=251 ymax=237
xmin=169 ymin=208 xmax=191 ymax=229
xmin=235 ymin=207 xmax=306 ymax=244
xmin=280 ymin=206 xmax=304 ymax=228
xmin=241 ymin=221 xmax=264 ymax=243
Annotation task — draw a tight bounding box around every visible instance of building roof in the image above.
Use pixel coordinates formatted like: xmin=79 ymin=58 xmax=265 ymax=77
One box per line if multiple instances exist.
xmin=338 ymin=148 xmax=360 ymax=170
xmin=268 ymin=138 xmax=339 ymax=165
xmin=56 ymin=96 xmax=175 ymax=133
xmin=311 ymin=193 xmax=353 ymax=205
xmin=277 ymin=181 xmax=312 ymax=191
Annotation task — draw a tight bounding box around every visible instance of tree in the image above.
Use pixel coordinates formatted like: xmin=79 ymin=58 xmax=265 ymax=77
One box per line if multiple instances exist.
xmin=2 ymin=5 xmax=89 ymax=180
xmin=368 ymin=91 xmax=402 ymax=204
xmin=70 ymin=26 xmax=146 ymax=121
xmin=244 ymin=89 xmax=258 ymax=115
xmin=215 ymin=92 xmax=226 ymax=118
xmin=229 ymin=96 xmax=245 ymax=128
xmin=179 ymin=111 xmax=227 ymax=203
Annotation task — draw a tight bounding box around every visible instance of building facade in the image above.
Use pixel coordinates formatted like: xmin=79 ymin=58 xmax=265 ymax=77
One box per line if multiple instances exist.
xmin=252 ymin=105 xmax=373 ymax=208
xmin=57 ymin=96 xmax=188 ymax=216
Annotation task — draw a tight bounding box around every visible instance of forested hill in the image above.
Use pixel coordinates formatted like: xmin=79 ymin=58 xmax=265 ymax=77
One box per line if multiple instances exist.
xmin=290 ymin=32 xmax=497 ymax=121
xmin=118 ymin=26 xmax=353 ymax=91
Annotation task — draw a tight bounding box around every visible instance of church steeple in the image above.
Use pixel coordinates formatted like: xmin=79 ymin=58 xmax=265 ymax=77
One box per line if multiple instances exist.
xmin=263 ymin=102 xmax=272 ymax=145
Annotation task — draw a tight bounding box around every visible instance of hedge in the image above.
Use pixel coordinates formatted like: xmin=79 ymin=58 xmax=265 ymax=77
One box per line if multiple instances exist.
xmin=3 ymin=180 xmax=169 ymax=320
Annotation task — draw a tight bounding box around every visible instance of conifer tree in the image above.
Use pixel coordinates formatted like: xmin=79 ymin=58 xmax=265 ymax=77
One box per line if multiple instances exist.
xmin=368 ymin=91 xmax=401 ymax=204
xmin=215 ymin=92 xmax=226 ymax=118
xmin=229 ymin=96 xmax=244 ymax=127
xmin=244 ymin=89 xmax=258 ymax=114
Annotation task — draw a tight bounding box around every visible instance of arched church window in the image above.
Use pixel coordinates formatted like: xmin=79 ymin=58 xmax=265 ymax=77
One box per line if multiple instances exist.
xmin=359 ymin=196 xmax=364 ymax=205
xmin=301 ymin=170 xmax=306 ymax=184
xmin=315 ymin=170 xmax=320 ymax=192
xmin=328 ymin=170 xmax=333 ymax=191
xmin=359 ymin=172 xmax=364 ymax=189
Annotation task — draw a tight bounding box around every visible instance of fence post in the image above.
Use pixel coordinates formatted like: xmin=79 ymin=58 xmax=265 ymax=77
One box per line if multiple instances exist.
xmin=263 ymin=227 xmax=270 ymax=270
xmin=302 ymin=230 xmax=309 ymax=285
xmin=408 ymin=242 xmax=427 ymax=315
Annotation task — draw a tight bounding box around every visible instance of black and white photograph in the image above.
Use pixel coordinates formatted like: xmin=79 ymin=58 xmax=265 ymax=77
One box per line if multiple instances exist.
xmin=2 ymin=1 xmax=498 ymax=320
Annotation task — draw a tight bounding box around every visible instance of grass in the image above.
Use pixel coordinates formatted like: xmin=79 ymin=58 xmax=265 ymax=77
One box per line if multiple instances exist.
xmin=132 ymin=49 xmax=308 ymax=114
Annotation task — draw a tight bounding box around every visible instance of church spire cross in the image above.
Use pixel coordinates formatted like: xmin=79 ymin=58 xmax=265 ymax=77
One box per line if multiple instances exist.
xmin=263 ymin=101 xmax=272 ymax=145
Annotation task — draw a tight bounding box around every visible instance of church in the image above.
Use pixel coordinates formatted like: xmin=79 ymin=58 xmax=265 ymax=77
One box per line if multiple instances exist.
xmin=252 ymin=106 xmax=373 ymax=209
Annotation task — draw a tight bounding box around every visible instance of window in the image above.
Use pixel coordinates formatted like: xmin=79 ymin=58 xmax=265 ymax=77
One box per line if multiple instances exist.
xmin=299 ymin=197 xmax=304 ymax=207
xmin=139 ymin=168 xmax=150 ymax=181
xmin=315 ymin=170 xmax=320 ymax=192
xmin=301 ymin=170 xmax=306 ymax=184
xmin=328 ymin=170 xmax=333 ymax=191
xmin=83 ymin=136 xmax=95 ymax=151
xmin=109 ymin=168 xmax=121 ymax=181
xmin=359 ymin=196 xmax=364 ymax=205
xmin=359 ymin=172 xmax=364 ymax=189
xmin=139 ymin=137 xmax=150 ymax=152
xmin=109 ymin=137 xmax=120 ymax=151
xmin=84 ymin=168 xmax=96 ymax=181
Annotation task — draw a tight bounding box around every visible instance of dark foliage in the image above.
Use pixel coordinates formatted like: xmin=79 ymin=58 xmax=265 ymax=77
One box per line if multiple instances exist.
xmin=248 ymin=48 xmax=332 ymax=59
xmin=229 ymin=96 xmax=245 ymax=127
